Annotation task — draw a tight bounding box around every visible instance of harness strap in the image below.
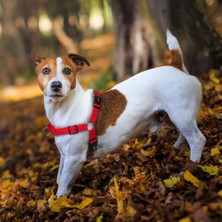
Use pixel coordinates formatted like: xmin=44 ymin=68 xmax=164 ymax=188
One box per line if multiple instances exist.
xmin=46 ymin=90 xmax=102 ymax=158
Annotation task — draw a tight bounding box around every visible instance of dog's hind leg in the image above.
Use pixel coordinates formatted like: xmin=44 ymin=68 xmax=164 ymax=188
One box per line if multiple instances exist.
xmin=181 ymin=122 xmax=206 ymax=162
xmin=173 ymin=133 xmax=185 ymax=148
xmin=168 ymin=112 xmax=206 ymax=162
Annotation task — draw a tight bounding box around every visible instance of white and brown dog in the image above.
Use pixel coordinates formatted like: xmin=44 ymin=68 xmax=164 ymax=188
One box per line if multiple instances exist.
xmin=35 ymin=31 xmax=206 ymax=197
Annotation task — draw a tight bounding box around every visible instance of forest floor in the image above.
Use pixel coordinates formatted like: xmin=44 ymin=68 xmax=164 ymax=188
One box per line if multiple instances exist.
xmin=0 ymin=34 xmax=222 ymax=221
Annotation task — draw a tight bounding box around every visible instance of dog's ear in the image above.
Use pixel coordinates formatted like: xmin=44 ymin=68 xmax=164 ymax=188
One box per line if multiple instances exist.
xmin=34 ymin=56 xmax=45 ymax=67
xmin=68 ymin=53 xmax=90 ymax=71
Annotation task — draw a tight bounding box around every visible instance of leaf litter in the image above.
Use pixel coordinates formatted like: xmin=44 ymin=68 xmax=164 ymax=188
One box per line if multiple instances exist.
xmin=0 ymin=69 xmax=222 ymax=221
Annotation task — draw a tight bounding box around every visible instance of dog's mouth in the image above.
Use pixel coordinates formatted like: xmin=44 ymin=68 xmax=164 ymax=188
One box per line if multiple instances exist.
xmin=49 ymin=94 xmax=65 ymax=100
xmin=51 ymin=94 xmax=63 ymax=98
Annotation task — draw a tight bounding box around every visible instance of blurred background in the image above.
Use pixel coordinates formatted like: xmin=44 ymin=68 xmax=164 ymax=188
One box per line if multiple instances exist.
xmin=0 ymin=0 xmax=222 ymax=101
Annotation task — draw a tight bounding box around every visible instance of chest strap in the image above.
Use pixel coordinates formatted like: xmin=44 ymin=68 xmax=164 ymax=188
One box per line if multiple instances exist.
xmin=46 ymin=90 xmax=102 ymax=158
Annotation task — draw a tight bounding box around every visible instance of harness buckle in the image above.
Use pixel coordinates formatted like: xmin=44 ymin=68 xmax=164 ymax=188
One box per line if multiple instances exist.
xmin=68 ymin=125 xmax=78 ymax=135
xmin=42 ymin=127 xmax=51 ymax=137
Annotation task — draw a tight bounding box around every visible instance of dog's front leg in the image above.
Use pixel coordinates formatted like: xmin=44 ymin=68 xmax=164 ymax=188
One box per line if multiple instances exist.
xmin=57 ymin=154 xmax=64 ymax=184
xmin=56 ymin=144 xmax=65 ymax=184
xmin=56 ymin=155 xmax=85 ymax=197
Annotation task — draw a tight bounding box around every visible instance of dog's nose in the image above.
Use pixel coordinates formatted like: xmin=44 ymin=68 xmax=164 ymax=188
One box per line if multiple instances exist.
xmin=51 ymin=81 xmax=62 ymax=92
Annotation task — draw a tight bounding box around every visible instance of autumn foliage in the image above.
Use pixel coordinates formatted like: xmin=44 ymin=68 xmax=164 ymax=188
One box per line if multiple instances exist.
xmin=0 ymin=69 xmax=222 ymax=221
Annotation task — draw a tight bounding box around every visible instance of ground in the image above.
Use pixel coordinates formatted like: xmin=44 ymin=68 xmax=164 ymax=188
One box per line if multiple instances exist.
xmin=0 ymin=34 xmax=222 ymax=221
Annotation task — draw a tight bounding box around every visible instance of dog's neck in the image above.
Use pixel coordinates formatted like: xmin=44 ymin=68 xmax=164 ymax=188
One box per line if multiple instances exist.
xmin=44 ymin=79 xmax=92 ymax=128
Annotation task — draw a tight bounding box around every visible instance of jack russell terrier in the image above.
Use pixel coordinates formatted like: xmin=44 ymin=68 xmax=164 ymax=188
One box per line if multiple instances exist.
xmin=35 ymin=31 xmax=206 ymax=197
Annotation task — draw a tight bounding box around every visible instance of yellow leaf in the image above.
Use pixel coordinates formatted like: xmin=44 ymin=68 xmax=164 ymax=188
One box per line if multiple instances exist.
xmin=2 ymin=170 xmax=11 ymax=179
xmin=7 ymin=212 xmax=15 ymax=220
xmin=96 ymin=213 xmax=103 ymax=222
xmin=141 ymin=148 xmax=156 ymax=157
xmin=125 ymin=205 xmax=137 ymax=217
xmin=18 ymin=179 xmax=29 ymax=188
xmin=199 ymin=165 xmax=218 ymax=175
xmin=184 ymin=151 xmax=190 ymax=157
xmin=44 ymin=188 xmax=52 ymax=198
xmin=74 ymin=197 xmax=93 ymax=209
xmin=120 ymin=177 xmax=134 ymax=186
xmin=209 ymin=202 xmax=222 ymax=210
xmin=210 ymin=147 xmax=221 ymax=156
xmin=164 ymin=176 xmax=180 ymax=188
xmin=132 ymin=138 xmax=144 ymax=149
xmin=217 ymin=190 xmax=222 ymax=197
xmin=133 ymin=166 xmax=140 ymax=176
xmin=37 ymin=199 xmax=47 ymax=212
xmin=27 ymin=200 xmax=36 ymax=208
xmin=48 ymin=194 xmax=72 ymax=212
xmin=113 ymin=176 xmax=124 ymax=214
xmin=183 ymin=170 xmax=201 ymax=187
xmin=0 ymin=157 xmax=5 ymax=166
xmin=49 ymin=164 xmax=59 ymax=172
xmin=82 ymin=188 xmax=94 ymax=196
xmin=179 ymin=216 xmax=191 ymax=222
xmin=210 ymin=71 xmax=220 ymax=84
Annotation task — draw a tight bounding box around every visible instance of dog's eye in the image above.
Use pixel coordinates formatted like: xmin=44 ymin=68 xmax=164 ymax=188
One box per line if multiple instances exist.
xmin=64 ymin=67 xmax=72 ymax=75
xmin=42 ymin=67 xmax=51 ymax=75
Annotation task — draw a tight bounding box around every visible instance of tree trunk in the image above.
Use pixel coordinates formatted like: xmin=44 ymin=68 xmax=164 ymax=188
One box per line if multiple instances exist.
xmin=109 ymin=0 xmax=165 ymax=80
xmin=52 ymin=17 xmax=78 ymax=53
xmin=148 ymin=0 xmax=222 ymax=75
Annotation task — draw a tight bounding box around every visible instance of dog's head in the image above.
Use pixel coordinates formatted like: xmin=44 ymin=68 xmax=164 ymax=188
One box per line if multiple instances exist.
xmin=35 ymin=54 xmax=90 ymax=101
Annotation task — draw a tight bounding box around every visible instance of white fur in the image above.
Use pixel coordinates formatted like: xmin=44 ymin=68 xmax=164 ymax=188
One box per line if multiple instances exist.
xmin=42 ymin=32 xmax=206 ymax=197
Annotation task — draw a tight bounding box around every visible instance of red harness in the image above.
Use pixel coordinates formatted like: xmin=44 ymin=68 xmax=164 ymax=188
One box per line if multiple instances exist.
xmin=46 ymin=91 xmax=102 ymax=158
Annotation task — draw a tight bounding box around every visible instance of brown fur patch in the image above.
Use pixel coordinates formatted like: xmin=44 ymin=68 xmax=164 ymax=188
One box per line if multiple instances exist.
xmin=61 ymin=56 xmax=78 ymax=89
xmin=35 ymin=58 xmax=57 ymax=91
xmin=170 ymin=49 xmax=183 ymax=71
xmin=96 ymin=89 xmax=127 ymax=136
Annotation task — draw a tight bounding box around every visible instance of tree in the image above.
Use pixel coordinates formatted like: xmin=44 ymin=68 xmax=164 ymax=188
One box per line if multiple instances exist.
xmin=149 ymin=0 xmax=222 ymax=75
xmin=110 ymin=0 xmax=222 ymax=79
xmin=109 ymin=0 xmax=165 ymax=80
xmin=45 ymin=0 xmax=80 ymax=53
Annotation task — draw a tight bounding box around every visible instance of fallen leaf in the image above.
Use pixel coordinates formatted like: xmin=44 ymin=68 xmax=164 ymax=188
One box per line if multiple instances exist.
xmin=82 ymin=188 xmax=94 ymax=196
xmin=125 ymin=205 xmax=137 ymax=217
xmin=183 ymin=170 xmax=201 ymax=188
xmin=0 ymin=157 xmax=5 ymax=166
xmin=164 ymin=176 xmax=180 ymax=188
xmin=74 ymin=197 xmax=93 ymax=209
xmin=96 ymin=213 xmax=103 ymax=222
xmin=48 ymin=194 xmax=72 ymax=212
xmin=133 ymin=166 xmax=140 ymax=176
xmin=37 ymin=199 xmax=47 ymax=212
xmin=141 ymin=147 xmax=156 ymax=157
xmin=179 ymin=216 xmax=191 ymax=222
xmin=27 ymin=199 xmax=36 ymax=208
xmin=199 ymin=164 xmax=218 ymax=175
xmin=210 ymin=147 xmax=221 ymax=156
xmin=209 ymin=202 xmax=222 ymax=210
xmin=217 ymin=190 xmax=222 ymax=197
xmin=132 ymin=138 xmax=144 ymax=149
xmin=209 ymin=70 xmax=220 ymax=84
xmin=110 ymin=176 xmax=124 ymax=214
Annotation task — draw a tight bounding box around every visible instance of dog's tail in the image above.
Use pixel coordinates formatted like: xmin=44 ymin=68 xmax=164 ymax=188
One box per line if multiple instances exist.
xmin=166 ymin=30 xmax=189 ymax=74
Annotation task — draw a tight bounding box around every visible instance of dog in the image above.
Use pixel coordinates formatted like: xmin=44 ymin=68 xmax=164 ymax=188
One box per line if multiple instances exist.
xmin=35 ymin=30 xmax=206 ymax=197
